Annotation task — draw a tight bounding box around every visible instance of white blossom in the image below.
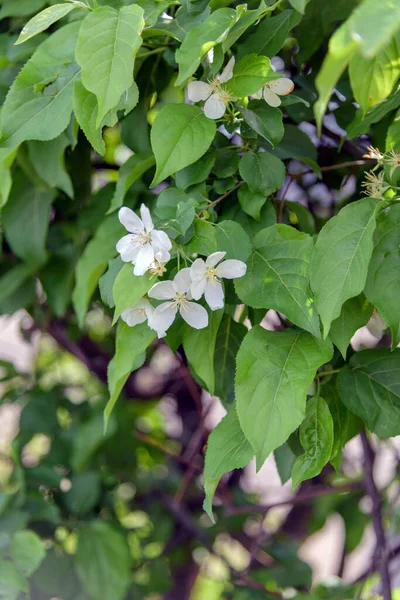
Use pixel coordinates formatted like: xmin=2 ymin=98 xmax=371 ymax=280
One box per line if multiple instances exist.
xmin=148 ymin=268 xmax=208 ymax=337
xmin=116 ymin=205 xmax=172 ymax=276
xmin=187 ymin=57 xmax=235 ymax=120
xmin=190 ymin=252 xmax=247 ymax=310
xmin=254 ymin=77 xmax=294 ymax=108
xmin=121 ymin=298 xmax=155 ymax=328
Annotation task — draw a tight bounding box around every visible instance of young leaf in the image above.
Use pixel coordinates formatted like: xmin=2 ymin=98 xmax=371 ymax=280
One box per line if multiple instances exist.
xmin=310 ymin=198 xmax=378 ymax=338
xmin=112 ymin=263 xmax=154 ymax=324
xmin=237 ymin=10 xmax=301 ymax=59
xmin=347 ymin=88 xmax=400 ymax=139
xmin=227 ymin=55 xmax=275 ymax=97
xmin=236 ymin=327 xmax=332 ymax=470
xmin=214 ymin=314 xmax=247 ymax=408
xmin=329 ymin=295 xmax=373 ymax=358
xmin=203 ymin=407 xmax=253 ymax=521
xmin=75 ymin=5 xmax=145 ymax=127
xmin=239 ymin=151 xmax=285 ymax=196
xmin=15 ymin=3 xmax=85 ymax=45
xmin=151 ymin=104 xmax=216 ymax=187
xmin=364 ymin=204 xmax=400 ymax=348
xmin=73 ymin=80 xmax=105 ymax=156
xmin=154 ymin=187 xmax=196 ymax=238
xmin=235 ymin=225 xmax=320 ymax=338
xmin=0 ymin=22 xmax=81 ymax=148
xmin=338 ymin=349 xmax=400 ymax=437
xmin=291 ymin=396 xmax=334 ymax=489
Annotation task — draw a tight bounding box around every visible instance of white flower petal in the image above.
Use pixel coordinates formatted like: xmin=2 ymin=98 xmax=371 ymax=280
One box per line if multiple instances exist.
xmin=180 ymin=302 xmax=209 ymax=329
xmin=218 ymin=56 xmax=235 ymax=83
xmin=116 ymin=235 xmax=140 ymax=262
xmin=152 ymin=302 xmax=178 ymax=337
xmin=140 ymin=204 xmax=154 ymax=232
xmin=270 ymin=77 xmax=294 ymax=96
xmin=204 ymin=93 xmax=226 ymax=119
xmin=216 ymin=259 xmax=247 ymax=279
xmin=151 ymin=229 xmax=172 ymax=251
xmin=148 ymin=280 xmax=176 ymax=300
xmin=263 ymin=88 xmax=281 ymax=107
xmin=190 ymin=258 xmax=206 ymax=281
xmin=121 ymin=307 xmax=147 ymax=327
xmin=118 ymin=206 xmax=144 ymax=233
xmin=205 ymin=280 xmax=224 ymax=310
xmin=173 ymin=268 xmax=191 ymax=294
xmin=206 ymin=251 xmax=226 ymax=268
xmin=252 ymin=88 xmax=263 ymax=100
xmin=190 ymin=276 xmax=207 ymax=301
xmin=133 ymin=244 xmax=154 ymax=276
xmin=187 ymin=81 xmax=211 ymax=102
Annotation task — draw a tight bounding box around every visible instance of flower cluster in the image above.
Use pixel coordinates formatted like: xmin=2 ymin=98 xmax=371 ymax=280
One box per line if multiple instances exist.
xmin=361 ymin=146 xmax=400 ymax=199
xmin=116 ymin=205 xmax=247 ymax=338
xmin=187 ymin=56 xmax=294 ymax=120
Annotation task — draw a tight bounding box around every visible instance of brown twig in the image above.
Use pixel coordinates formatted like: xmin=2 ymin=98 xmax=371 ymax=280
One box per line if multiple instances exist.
xmin=277 ymin=176 xmax=294 ymax=223
xmin=133 ymin=431 xmax=202 ymax=471
xmin=360 ymin=431 xmax=392 ymax=600
xmin=202 ymin=181 xmax=243 ymax=212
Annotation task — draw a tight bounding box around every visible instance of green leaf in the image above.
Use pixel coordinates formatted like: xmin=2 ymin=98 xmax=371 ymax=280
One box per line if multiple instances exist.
xmin=310 ymin=198 xmax=378 ymax=338
xmin=291 ymin=396 xmax=334 ymax=489
xmin=227 ymin=54 xmax=274 ymax=97
xmin=214 ymin=314 xmax=247 ymax=408
xmin=364 ymin=204 xmax=400 ymax=347
xmin=238 ymin=184 xmax=266 ymax=221
xmin=349 ymin=35 xmax=400 ymax=114
xmin=27 ymin=133 xmax=74 ymax=197
xmin=150 ymin=104 xmax=216 ymax=187
xmin=289 ymin=0 xmax=309 ymax=13
xmin=112 ymin=263 xmax=155 ymax=325
xmin=0 ymin=23 xmax=81 ymax=148
xmin=72 ymin=210 xmax=122 ymax=328
xmin=329 ymin=295 xmax=373 ymax=358
xmin=75 ymin=5 xmax=145 ymax=127
xmin=0 ymin=0 xmax=46 ymax=18
xmin=203 ymin=406 xmax=253 ymax=521
xmin=3 ymin=174 xmax=55 ymax=266
xmin=338 ymin=349 xmax=400 ymax=437
xmin=154 ymin=187 xmax=196 ymax=238
xmin=0 ymin=264 xmax=36 ymax=305
xmin=237 ymin=9 xmax=301 ymax=59
xmin=0 ymin=559 xmax=28 ymax=597
xmin=99 ymin=257 xmax=124 ymax=309
xmin=274 ymin=438 xmax=301 ymax=485
xmin=62 ymin=473 xmax=101 ymax=516
xmin=71 ymin=413 xmax=117 ymax=473
xmin=108 ymin=154 xmax=155 ymax=213
xmin=15 ymin=3 xmax=84 ymax=45
xmin=76 ymin=521 xmax=131 ymax=600
xmin=235 ymin=225 xmax=320 ymax=338
xmin=0 ymin=149 xmax=17 ymax=209
xmin=236 ymin=327 xmax=332 ymax=469
xmin=272 ymin=125 xmax=319 ymax=173
xmin=222 ymin=2 xmax=269 ymax=53
xmin=175 ymin=8 xmax=237 ymax=85
xmin=40 ymin=247 xmax=77 ymax=317
xmin=105 ymin=322 xmax=156 ymax=427
xmin=175 ymin=151 xmax=215 ymax=189
xmin=183 ymin=309 xmax=222 ymax=394
xmin=239 ymin=101 xmax=284 ymax=148
xmin=73 ymin=80 xmax=105 ymax=156
xmin=239 ymin=151 xmax=285 ymax=196
xmin=186 ymin=219 xmax=218 ymax=256
xmin=347 ymin=88 xmax=400 ymax=139
xmin=215 ymin=220 xmax=252 ymax=261
xmin=10 ymin=531 xmax=46 ymax=576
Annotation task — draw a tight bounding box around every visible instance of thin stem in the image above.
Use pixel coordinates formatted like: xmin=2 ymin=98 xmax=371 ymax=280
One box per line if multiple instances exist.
xmin=134 ymin=431 xmax=202 ymax=471
xmin=201 ymin=181 xmax=243 ymax=213
xmin=360 ymin=430 xmax=392 ymax=600
xmin=278 ymin=176 xmax=294 ymax=223
xmin=137 ymin=47 xmax=168 ymax=60
xmin=315 ymin=368 xmax=341 ymax=379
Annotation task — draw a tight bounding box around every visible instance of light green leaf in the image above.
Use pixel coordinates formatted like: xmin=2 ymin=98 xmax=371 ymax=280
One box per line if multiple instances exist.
xmin=289 ymin=0 xmax=310 ymax=14
xmin=239 ymin=101 xmax=284 ymax=148
xmin=99 ymin=257 xmax=124 ymax=309
xmin=0 ymin=264 xmax=36 ymax=305
xmin=291 ymin=396 xmax=334 ymax=489
xmin=238 ymin=184 xmax=266 ymax=221
xmin=183 ymin=309 xmax=222 ymax=395
xmin=75 ymin=5 xmax=145 ymax=127
xmin=347 ymin=88 xmax=400 ymax=139
xmin=364 ymin=204 xmax=400 ymax=348
xmin=0 ymin=23 xmax=81 ymax=148
xmin=27 ymin=133 xmax=74 ymax=197
xmin=349 ymin=35 xmax=400 ymax=114
xmin=227 ymin=54 xmax=275 ymax=97
xmin=0 ymin=0 xmax=46 ymax=18
xmin=10 ymin=531 xmax=46 ymax=576
xmin=0 ymin=559 xmax=28 ymax=597
xmin=175 ymin=8 xmax=237 ymax=85
xmin=76 ymin=521 xmax=131 ymax=600
xmin=108 ymin=154 xmax=155 ymax=214
xmin=222 ymin=2 xmax=268 ymax=53
xmin=310 ymin=198 xmax=378 ymax=338
xmin=71 ymin=413 xmax=117 ymax=473
xmin=15 ymin=3 xmax=84 ymax=46
xmin=186 ymin=219 xmax=218 ymax=256
xmin=239 ymin=151 xmax=285 ymax=196
xmin=338 ymin=349 xmax=400 ymax=437
xmin=214 ymin=314 xmax=247 ymax=408
xmin=237 ymin=9 xmax=301 ymax=59
xmin=105 ymin=322 xmax=155 ymax=427
xmin=150 ymin=104 xmax=216 ymax=187
xmin=0 ymin=148 xmax=17 ymax=209
xmin=73 ymin=79 xmax=105 ymax=156
xmin=329 ymin=295 xmax=373 ymax=359
xmin=215 ymin=220 xmax=252 ymax=261
xmin=274 ymin=438 xmax=301 ymax=485
xmin=236 ymin=327 xmax=332 ymax=469
xmin=203 ymin=407 xmax=253 ymax=521
xmin=72 ymin=210 xmax=122 ymax=328
xmin=112 ymin=263 xmax=155 ymax=324
xmin=3 ymin=174 xmax=55 ymax=266
xmin=154 ymin=187 xmax=196 ymax=238
xmin=386 ymin=107 xmax=400 ymax=150
xmin=235 ymin=225 xmax=320 ymax=337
